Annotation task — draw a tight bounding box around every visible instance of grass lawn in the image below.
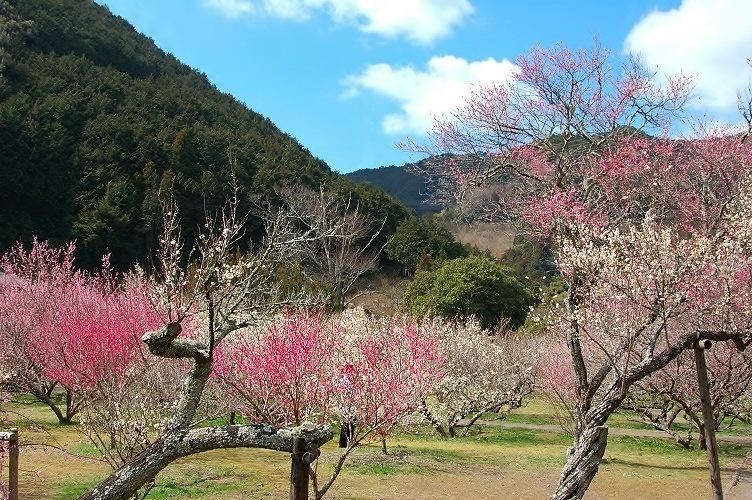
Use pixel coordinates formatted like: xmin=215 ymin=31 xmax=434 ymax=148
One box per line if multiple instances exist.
xmin=3 ymin=396 xmax=751 ymax=499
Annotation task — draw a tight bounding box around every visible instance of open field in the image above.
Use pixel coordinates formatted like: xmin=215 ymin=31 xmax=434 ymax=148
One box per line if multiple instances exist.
xmin=447 ymin=222 xmax=517 ymax=259
xmin=4 ymin=397 xmax=752 ymax=499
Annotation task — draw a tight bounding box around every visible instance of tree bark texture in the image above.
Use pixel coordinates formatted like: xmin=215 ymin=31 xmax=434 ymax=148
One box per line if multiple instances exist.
xmin=694 ymin=347 xmax=724 ymax=500
xmin=551 ymin=426 xmax=609 ymax=500
xmin=79 ymin=424 xmax=333 ymax=500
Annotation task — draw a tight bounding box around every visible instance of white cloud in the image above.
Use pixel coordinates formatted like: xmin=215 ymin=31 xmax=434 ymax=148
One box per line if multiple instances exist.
xmin=202 ymin=0 xmax=256 ymax=19
xmin=202 ymin=0 xmax=474 ymax=44
xmin=624 ymin=0 xmax=752 ymax=113
xmin=343 ymin=56 xmax=519 ymax=135
xmin=262 ymin=0 xmax=310 ymax=21
xmin=324 ymin=0 xmax=474 ymax=45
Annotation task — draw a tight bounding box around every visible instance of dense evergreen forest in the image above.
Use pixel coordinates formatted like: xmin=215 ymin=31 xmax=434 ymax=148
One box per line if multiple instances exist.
xmin=0 ymin=0 xmax=410 ymax=269
xmin=346 ymin=164 xmax=441 ymax=216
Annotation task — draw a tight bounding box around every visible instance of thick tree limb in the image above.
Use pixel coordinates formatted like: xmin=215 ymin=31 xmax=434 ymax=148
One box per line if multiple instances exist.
xmin=79 ymin=423 xmax=333 ymax=500
xmin=552 ymin=426 xmax=608 ymax=500
xmin=142 ymin=322 xmax=210 ymax=361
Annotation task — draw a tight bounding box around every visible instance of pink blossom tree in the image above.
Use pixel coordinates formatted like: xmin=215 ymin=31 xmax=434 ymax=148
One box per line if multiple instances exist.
xmin=535 ymin=332 xmax=578 ymax=434
xmin=313 ymin=310 xmax=444 ymax=499
xmin=0 ymin=239 xmax=161 ymax=425
xmin=0 ymin=238 xmax=185 ymax=484
xmin=407 ymin=41 xmax=752 ymax=499
xmin=40 ymin=261 xmax=159 ymax=397
xmin=0 ymin=239 xmax=83 ymax=423
xmin=624 ymin=342 xmax=752 ymax=449
xmin=215 ymin=307 xmax=444 ymax=500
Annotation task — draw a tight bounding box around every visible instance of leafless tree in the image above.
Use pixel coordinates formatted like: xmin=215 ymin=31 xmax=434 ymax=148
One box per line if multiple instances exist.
xmin=277 ymin=185 xmax=385 ymax=308
xmin=80 ymin=190 xmax=334 ymax=499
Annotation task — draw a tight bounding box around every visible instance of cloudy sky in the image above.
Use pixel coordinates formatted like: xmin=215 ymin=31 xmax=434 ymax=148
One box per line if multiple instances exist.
xmin=97 ymin=0 xmax=752 ymax=173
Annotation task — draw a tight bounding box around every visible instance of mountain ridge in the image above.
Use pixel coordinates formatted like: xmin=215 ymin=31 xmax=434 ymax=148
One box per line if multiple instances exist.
xmin=346 ymin=163 xmax=441 ymax=216
xmin=1 ymin=0 xmax=412 ymax=269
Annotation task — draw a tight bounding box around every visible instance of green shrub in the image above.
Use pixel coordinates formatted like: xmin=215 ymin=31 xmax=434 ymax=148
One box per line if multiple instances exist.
xmin=403 ymin=255 xmax=536 ymax=330
xmin=386 ymin=216 xmax=466 ymax=273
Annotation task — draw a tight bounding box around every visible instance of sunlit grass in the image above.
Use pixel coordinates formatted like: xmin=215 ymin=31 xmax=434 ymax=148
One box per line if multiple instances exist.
xmin=3 ymin=394 xmax=751 ymax=499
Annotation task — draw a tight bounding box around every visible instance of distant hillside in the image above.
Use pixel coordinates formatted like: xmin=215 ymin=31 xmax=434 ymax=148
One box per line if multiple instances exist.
xmin=346 ymin=164 xmax=441 ymax=216
xmin=0 ymin=0 xmax=409 ymax=268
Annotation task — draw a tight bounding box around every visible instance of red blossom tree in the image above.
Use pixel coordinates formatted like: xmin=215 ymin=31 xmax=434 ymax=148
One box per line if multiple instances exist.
xmin=215 ymin=307 xmax=444 ymax=499
xmin=214 ymin=309 xmax=339 ymax=427
xmin=0 ymin=239 xmax=82 ymax=423
xmin=407 ymin=41 xmax=752 ymax=499
xmin=41 ymin=262 xmax=159 ymax=393
xmin=0 ymin=240 xmax=161 ymax=424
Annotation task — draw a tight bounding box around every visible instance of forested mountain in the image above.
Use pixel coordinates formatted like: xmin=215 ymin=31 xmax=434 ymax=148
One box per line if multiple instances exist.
xmin=346 ymin=164 xmax=441 ymax=216
xmin=0 ymin=0 xmax=409 ymax=269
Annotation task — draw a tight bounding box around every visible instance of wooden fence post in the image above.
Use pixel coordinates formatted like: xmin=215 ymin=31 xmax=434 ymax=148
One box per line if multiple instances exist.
xmin=694 ymin=345 xmax=723 ymax=500
xmin=290 ymin=436 xmax=321 ymax=500
xmin=290 ymin=437 xmax=309 ymax=500
xmin=1 ymin=428 xmax=18 ymax=500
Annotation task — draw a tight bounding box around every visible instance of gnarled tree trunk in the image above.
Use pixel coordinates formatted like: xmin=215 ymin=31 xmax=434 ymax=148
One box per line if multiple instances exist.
xmin=551 ymin=426 xmax=608 ymax=500
xmin=79 ymin=322 xmax=333 ymax=499
xmin=79 ymin=424 xmax=333 ymax=499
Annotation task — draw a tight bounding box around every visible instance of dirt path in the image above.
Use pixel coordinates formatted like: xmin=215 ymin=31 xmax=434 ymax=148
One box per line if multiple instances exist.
xmin=465 ymin=419 xmax=752 ymax=499
xmin=725 ymin=449 xmax=752 ymax=500
xmin=466 ymin=420 xmax=752 ymax=445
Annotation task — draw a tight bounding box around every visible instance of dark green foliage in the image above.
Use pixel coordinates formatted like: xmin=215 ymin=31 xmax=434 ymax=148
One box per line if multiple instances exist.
xmin=332 ymin=177 xmax=413 ymax=256
xmin=0 ymin=0 xmax=33 ymax=80
xmin=274 ymin=260 xmax=335 ymax=306
xmin=500 ymin=236 xmax=556 ymax=281
xmin=500 ymin=235 xmax=566 ymax=300
xmin=403 ymin=255 xmax=536 ymax=330
xmin=0 ymin=0 xmax=340 ymax=269
xmin=385 ymin=216 xmax=466 ymax=273
xmin=345 ymin=165 xmax=441 ymax=216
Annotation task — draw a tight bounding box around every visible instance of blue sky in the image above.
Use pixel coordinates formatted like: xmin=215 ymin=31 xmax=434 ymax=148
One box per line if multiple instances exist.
xmin=96 ymin=0 xmax=752 ymax=173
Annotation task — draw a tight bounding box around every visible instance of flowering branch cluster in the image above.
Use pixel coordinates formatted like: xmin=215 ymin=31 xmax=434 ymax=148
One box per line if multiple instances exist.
xmin=215 ymin=307 xmax=444 ymax=499
xmin=624 ymin=342 xmax=752 ymax=448
xmin=421 ymin=318 xmax=538 ymax=437
xmin=0 ymin=239 xmax=163 ymax=424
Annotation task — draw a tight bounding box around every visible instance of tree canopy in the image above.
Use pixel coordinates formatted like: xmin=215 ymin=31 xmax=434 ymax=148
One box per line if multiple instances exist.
xmin=385 ymin=216 xmax=466 ymax=273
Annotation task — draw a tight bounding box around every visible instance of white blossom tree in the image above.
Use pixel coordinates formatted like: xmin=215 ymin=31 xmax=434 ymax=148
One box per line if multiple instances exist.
xmin=79 ymin=192 xmax=336 ymax=499
xmin=407 ymin=41 xmax=752 ymax=499
xmin=420 ymin=318 xmax=538 ymax=437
